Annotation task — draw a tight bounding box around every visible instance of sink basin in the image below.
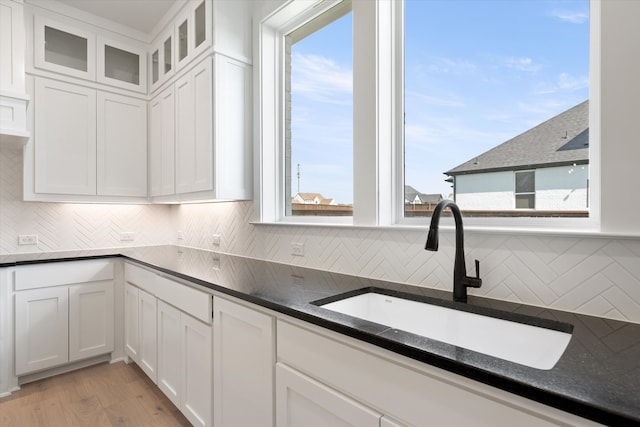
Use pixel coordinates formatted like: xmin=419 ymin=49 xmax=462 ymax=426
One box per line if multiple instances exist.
xmin=318 ymin=291 xmax=572 ymax=370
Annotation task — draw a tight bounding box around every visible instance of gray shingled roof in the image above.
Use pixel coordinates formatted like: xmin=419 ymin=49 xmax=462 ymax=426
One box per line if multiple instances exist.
xmin=446 ymin=100 xmax=589 ymax=176
xmin=404 ymin=186 xmax=443 ymax=203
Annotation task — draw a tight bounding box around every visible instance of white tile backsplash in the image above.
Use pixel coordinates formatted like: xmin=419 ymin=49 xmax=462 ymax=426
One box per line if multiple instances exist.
xmin=2 ymin=145 xmax=639 ymax=323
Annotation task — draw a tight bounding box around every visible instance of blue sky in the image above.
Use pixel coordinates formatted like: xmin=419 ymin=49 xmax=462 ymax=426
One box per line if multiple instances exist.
xmin=290 ymin=0 xmax=589 ymax=204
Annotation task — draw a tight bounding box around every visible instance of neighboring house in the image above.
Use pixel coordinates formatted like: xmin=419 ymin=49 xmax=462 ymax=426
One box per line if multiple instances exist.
xmin=292 ymin=192 xmax=337 ymax=206
xmin=404 ymin=186 xmax=443 ymax=207
xmin=445 ymin=100 xmax=589 ymax=211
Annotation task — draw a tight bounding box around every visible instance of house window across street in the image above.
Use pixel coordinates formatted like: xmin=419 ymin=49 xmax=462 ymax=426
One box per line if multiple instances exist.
xmin=515 ymin=171 xmax=535 ymax=209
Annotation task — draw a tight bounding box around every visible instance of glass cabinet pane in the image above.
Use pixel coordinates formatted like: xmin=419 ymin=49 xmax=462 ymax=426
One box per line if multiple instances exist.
xmin=152 ymin=49 xmax=159 ymax=83
xmin=104 ymin=45 xmax=140 ymax=85
xmin=164 ymin=36 xmax=172 ymax=73
xmin=44 ymin=25 xmax=88 ymax=72
xmin=194 ymin=1 xmax=206 ymax=48
xmin=178 ymin=20 xmax=188 ymax=61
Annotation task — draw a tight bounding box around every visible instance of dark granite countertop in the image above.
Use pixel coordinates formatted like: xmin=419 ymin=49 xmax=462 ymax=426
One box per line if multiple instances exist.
xmin=2 ymin=245 xmax=639 ymax=426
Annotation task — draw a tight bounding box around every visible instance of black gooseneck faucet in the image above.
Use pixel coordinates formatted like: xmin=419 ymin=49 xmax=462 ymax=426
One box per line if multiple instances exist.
xmin=425 ymin=199 xmax=482 ymax=302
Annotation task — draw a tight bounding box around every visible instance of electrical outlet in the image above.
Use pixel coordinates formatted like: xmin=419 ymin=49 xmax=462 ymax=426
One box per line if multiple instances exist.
xmin=18 ymin=234 xmax=38 ymax=245
xmin=119 ymin=232 xmax=136 ymax=242
xmin=212 ymin=234 xmax=221 ymax=246
xmin=291 ymin=242 xmax=305 ymax=257
xmin=177 ymin=231 xmax=184 ymax=240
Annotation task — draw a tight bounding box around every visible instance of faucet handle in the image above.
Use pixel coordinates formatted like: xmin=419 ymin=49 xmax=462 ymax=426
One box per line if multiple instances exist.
xmin=467 ymin=259 xmax=482 ymax=289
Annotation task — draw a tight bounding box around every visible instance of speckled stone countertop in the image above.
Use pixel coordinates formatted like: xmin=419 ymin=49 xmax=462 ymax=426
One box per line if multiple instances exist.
xmin=2 ymin=245 xmax=639 ymax=426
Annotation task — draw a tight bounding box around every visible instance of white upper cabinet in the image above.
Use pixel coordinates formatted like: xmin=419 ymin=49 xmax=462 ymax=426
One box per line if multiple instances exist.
xmin=33 ymin=15 xmax=146 ymax=92
xmin=33 ymin=15 xmax=96 ymax=81
xmin=149 ymin=29 xmax=174 ymax=93
xmin=175 ymin=0 xmax=211 ymax=73
xmin=97 ymin=92 xmax=147 ymax=196
xmin=33 ymin=77 xmax=97 ymax=196
xmin=0 ymin=0 xmax=30 ymax=146
xmin=97 ymin=37 xmax=147 ymax=93
xmin=149 ymin=86 xmax=176 ymax=197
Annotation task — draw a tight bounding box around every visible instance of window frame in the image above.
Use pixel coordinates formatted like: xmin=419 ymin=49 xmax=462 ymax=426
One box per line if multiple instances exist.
xmin=257 ymin=0 xmax=633 ymax=234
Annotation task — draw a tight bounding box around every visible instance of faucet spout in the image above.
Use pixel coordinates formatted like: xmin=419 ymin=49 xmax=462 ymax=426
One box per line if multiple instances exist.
xmin=425 ymin=200 xmax=482 ymax=302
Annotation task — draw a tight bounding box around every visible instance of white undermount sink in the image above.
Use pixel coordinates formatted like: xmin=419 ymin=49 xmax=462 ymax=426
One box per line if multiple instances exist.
xmin=319 ymin=292 xmax=572 ymax=370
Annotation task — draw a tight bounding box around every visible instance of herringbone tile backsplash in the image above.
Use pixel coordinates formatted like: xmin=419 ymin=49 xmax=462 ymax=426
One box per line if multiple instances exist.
xmin=3 ymin=147 xmax=640 ymax=323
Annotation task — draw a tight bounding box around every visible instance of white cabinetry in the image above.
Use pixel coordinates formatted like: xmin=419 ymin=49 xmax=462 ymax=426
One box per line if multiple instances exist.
xmin=0 ymin=0 xmax=30 ymax=146
xmin=124 ymin=266 xmax=157 ymax=383
xmin=276 ymin=363 xmax=382 ymax=427
xmin=13 ymin=260 xmax=114 ymax=376
xmin=97 ymin=92 xmax=147 ymax=197
xmin=277 ymin=320 xmax=602 ymax=427
xmin=25 ymin=76 xmax=148 ymax=201
xmin=97 ymin=36 xmax=146 ymax=93
xmin=213 ymin=296 xmax=274 ymax=427
xmin=125 ymin=263 xmax=213 ymax=427
xmin=14 ymin=286 xmax=69 ymax=375
xmin=175 ymin=58 xmax=212 ymax=194
xmin=68 ymin=281 xmax=115 ymax=362
xmin=32 ymin=77 xmax=96 ymax=196
xmin=149 ymin=86 xmax=175 ymax=197
xmin=33 ymin=15 xmax=146 ymax=93
xmin=33 ymin=15 xmax=96 ymax=81
xmin=150 ymin=55 xmax=252 ymax=202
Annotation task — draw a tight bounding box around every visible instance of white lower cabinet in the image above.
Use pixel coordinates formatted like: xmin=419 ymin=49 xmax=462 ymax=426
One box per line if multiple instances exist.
xmin=138 ymin=288 xmax=158 ymax=382
xmin=124 ymin=263 xmax=213 ymax=427
xmin=124 ymin=283 xmax=157 ymax=382
xmin=213 ymin=296 xmax=274 ymax=427
xmin=68 ymin=281 xmax=114 ymax=362
xmin=14 ymin=286 xmax=69 ymax=375
xmin=13 ymin=260 xmax=115 ymax=376
xmin=157 ymin=300 xmax=212 ymax=427
xmin=277 ymin=320 xmax=603 ymax=427
xmin=276 ymin=363 xmax=382 ymax=427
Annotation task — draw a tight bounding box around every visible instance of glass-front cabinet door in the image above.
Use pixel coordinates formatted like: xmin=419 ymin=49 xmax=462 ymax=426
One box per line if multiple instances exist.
xmin=175 ymin=0 xmax=211 ymax=72
xmin=97 ymin=37 xmax=146 ymax=92
xmin=150 ymin=29 xmax=174 ymax=93
xmin=34 ymin=16 xmax=96 ymax=80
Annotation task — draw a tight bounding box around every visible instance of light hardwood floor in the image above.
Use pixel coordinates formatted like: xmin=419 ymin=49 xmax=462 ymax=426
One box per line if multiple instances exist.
xmin=0 ymin=361 xmax=191 ymax=426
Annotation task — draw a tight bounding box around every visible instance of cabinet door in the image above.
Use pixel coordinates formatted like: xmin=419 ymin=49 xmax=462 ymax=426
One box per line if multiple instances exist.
xmin=175 ymin=58 xmax=213 ymax=194
xmin=157 ymin=300 xmax=181 ymax=408
xmin=138 ymin=289 xmax=157 ymax=383
xmin=34 ymin=78 xmax=96 ymax=195
xmin=97 ymin=92 xmax=147 ymax=197
xmin=181 ymin=313 xmax=212 ymax=427
xmin=97 ymin=37 xmax=146 ymax=92
xmin=68 ymin=281 xmax=114 ymax=362
xmin=275 ymin=363 xmax=381 ymax=427
xmin=15 ymin=287 xmax=69 ymax=375
xmin=124 ymin=283 xmax=139 ymax=361
xmin=0 ymin=0 xmax=26 ymax=93
xmin=213 ymin=297 xmax=274 ymax=427
xmin=150 ymin=86 xmax=175 ymax=197
xmin=33 ymin=16 xmax=96 ymax=81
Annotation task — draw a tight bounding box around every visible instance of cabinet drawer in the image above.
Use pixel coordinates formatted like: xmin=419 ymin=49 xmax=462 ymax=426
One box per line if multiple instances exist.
xmin=14 ymin=259 xmax=113 ymax=291
xmin=155 ymin=275 xmax=212 ymax=324
xmin=124 ymin=262 xmax=156 ymax=294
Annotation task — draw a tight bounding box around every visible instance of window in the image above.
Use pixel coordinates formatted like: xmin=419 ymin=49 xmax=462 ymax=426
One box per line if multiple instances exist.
xmin=515 ymin=171 xmax=535 ymax=209
xmin=284 ymin=3 xmax=353 ymax=217
xmin=404 ymin=0 xmax=589 ymax=218
xmin=259 ymin=0 xmax=627 ymax=230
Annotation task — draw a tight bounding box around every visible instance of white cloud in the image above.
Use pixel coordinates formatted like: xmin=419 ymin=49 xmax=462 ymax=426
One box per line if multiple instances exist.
xmin=551 ymin=10 xmax=589 ymax=24
xmin=291 ymin=52 xmax=352 ymax=104
xmin=535 ymin=72 xmax=589 ymax=94
xmin=426 ymin=57 xmax=477 ymax=75
xmin=505 ymin=57 xmax=541 ymax=72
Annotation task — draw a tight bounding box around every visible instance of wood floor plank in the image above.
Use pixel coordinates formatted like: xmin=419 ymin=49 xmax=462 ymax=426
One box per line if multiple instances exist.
xmin=0 ymin=361 xmax=191 ymax=427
